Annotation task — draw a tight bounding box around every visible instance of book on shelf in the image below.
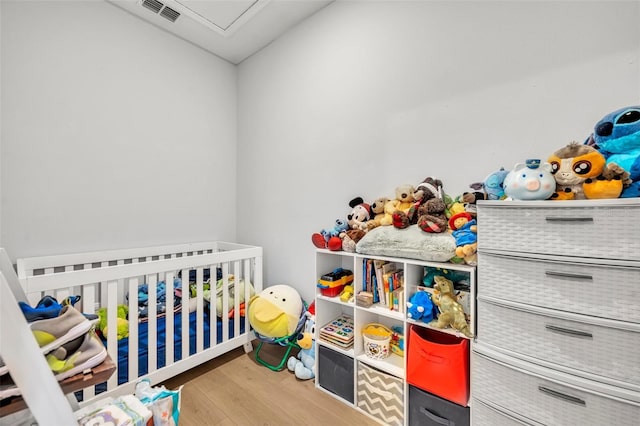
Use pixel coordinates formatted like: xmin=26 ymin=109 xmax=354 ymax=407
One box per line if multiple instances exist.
xmin=374 ymin=259 xmax=387 ymax=306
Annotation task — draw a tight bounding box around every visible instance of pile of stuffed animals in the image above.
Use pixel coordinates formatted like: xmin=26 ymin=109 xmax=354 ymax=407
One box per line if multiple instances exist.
xmin=311 ymin=176 xmax=481 ymax=265
xmin=311 ymin=105 xmax=640 ymax=263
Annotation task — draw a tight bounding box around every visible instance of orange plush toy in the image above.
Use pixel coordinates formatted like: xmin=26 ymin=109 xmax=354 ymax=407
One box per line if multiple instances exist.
xmin=548 ymin=142 xmax=628 ymax=200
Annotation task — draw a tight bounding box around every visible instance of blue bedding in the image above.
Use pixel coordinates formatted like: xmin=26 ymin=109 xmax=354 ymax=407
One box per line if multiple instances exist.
xmin=98 ymin=309 xmax=244 ymax=388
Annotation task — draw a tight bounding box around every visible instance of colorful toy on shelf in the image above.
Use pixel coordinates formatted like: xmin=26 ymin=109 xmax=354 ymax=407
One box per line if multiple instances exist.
xmin=390 ymin=325 xmax=405 ymax=357
xmin=429 ymin=276 xmax=473 ymax=338
xmin=287 ymin=302 xmax=316 ymax=380
xmin=317 ymin=268 xmax=354 ymax=297
xmin=406 ymin=290 xmax=434 ymax=322
xmin=423 ymin=266 xmax=469 ymax=288
xmin=366 ymin=196 xmax=390 ymax=230
xmin=393 ymin=178 xmax=444 ymax=229
xmin=585 ymin=105 xmax=640 ymax=198
xmin=311 ymin=218 xmax=348 ymax=251
xmin=347 ymin=197 xmax=372 ymax=230
xmin=503 ymin=159 xmax=556 ymax=200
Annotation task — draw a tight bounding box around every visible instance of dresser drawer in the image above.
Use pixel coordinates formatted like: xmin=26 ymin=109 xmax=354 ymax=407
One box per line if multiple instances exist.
xmin=471 ymin=398 xmax=540 ymax=426
xmin=472 ymin=350 xmax=640 ymax=426
xmin=477 ymin=296 xmax=640 ymax=391
xmin=477 ymin=252 xmax=640 ymax=323
xmin=477 ymin=199 xmax=640 ymax=262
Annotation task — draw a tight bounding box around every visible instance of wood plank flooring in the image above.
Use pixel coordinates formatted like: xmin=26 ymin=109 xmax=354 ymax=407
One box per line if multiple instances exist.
xmin=161 ymin=341 xmax=379 ymax=426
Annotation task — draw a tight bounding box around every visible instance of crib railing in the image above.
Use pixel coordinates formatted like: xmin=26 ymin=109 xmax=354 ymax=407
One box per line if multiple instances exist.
xmin=16 ymin=242 xmax=262 ymax=405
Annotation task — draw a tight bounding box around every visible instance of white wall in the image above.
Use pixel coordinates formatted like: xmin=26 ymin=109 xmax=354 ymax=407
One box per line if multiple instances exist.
xmin=237 ymin=0 xmax=640 ymax=303
xmin=1 ymin=1 xmax=238 ymax=260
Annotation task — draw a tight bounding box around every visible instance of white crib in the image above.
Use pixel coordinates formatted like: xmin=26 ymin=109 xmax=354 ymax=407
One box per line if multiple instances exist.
xmin=15 ymin=241 xmax=262 ymax=406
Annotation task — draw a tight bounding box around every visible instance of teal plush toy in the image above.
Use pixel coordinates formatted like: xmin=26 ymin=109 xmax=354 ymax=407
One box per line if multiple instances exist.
xmin=423 ymin=266 xmax=469 ymax=288
xmin=586 ymin=105 xmax=640 ymax=197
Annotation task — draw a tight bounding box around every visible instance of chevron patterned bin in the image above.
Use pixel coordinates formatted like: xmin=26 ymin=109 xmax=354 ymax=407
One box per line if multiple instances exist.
xmin=357 ymin=362 xmax=404 ymax=425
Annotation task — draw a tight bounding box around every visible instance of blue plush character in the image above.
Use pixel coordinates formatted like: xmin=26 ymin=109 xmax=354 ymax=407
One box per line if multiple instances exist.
xmin=586 ymin=105 xmax=640 ymax=197
xmin=287 ymin=305 xmax=316 ymax=380
xmin=483 ymin=167 xmax=509 ymax=200
xmin=406 ymin=291 xmax=435 ymax=322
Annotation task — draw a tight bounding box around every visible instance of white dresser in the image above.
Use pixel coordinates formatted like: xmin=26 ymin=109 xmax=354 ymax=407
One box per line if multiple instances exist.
xmin=473 ymin=199 xmax=640 ymax=425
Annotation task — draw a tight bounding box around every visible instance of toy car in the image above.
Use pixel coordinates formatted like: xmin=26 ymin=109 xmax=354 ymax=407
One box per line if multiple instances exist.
xmin=317 ymin=268 xmax=354 ymax=297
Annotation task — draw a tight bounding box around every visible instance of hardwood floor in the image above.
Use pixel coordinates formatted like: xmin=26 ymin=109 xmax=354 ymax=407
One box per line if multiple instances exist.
xmin=161 ymin=341 xmax=379 ymax=426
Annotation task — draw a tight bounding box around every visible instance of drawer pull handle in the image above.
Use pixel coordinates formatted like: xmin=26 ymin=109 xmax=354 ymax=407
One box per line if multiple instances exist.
xmin=545 ymin=216 xmax=594 ymax=223
xmin=545 ymin=271 xmax=593 ymax=281
xmin=420 ymin=407 xmax=453 ymax=425
xmin=538 ymin=386 xmax=586 ymax=406
xmin=545 ymin=324 xmax=593 ymax=339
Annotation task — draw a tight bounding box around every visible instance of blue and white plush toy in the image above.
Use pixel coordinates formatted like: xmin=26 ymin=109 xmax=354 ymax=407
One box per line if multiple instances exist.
xmin=287 ymin=303 xmax=316 ymax=380
xmin=586 ymin=105 xmax=640 ymax=198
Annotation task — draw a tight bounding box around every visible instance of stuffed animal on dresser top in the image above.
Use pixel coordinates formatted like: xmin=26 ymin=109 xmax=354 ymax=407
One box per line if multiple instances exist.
xmin=548 ymin=142 xmax=627 ymax=200
xmin=585 ymin=105 xmax=640 ymax=198
xmin=503 ymin=159 xmax=556 ymax=200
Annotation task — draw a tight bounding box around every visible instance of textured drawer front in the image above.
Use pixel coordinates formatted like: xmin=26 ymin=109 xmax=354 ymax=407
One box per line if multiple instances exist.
xmin=357 ymin=362 xmax=404 ymax=426
xmin=408 ymin=385 xmax=469 ymax=426
xmin=478 ymin=201 xmax=640 ymax=261
xmin=471 ymin=399 xmax=536 ymax=426
xmin=318 ymin=345 xmax=354 ymax=403
xmin=477 ymin=297 xmax=640 ymax=390
xmin=472 ymin=352 xmax=640 ymax=426
xmin=478 ymin=252 xmax=640 ymax=323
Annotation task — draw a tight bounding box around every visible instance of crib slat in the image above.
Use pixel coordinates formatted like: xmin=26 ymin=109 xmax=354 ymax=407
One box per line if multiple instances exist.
xmin=210 ymin=264 xmax=218 ymax=348
xmin=128 ymin=277 xmax=139 ymax=384
xmin=165 ymin=271 xmax=175 ymax=367
xmin=147 ymin=274 xmax=157 ymax=375
xmin=233 ymin=260 xmax=240 ymax=338
xmin=195 ymin=268 xmax=204 ymax=353
xmin=106 ymin=280 xmax=119 ymax=391
xmin=221 ymin=263 xmax=229 ymax=342
xmin=243 ymin=258 xmax=252 ymax=334
xmin=181 ymin=268 xmax=189 ymax=360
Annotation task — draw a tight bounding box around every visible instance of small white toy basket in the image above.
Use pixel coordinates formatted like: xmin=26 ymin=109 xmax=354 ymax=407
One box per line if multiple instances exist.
xmin=362 ymin=323 xmax=392 ymax=360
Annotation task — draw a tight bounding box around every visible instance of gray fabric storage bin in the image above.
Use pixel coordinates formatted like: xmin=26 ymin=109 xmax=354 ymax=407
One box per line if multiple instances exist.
xmin=318 ymin=345 xmax=354 ymax=403
xmin=409 ymin=385 xmax=469 ymax=426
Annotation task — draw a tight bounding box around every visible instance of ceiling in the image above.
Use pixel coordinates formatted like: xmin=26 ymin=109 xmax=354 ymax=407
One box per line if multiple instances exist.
xmin=107 ymin=0 xmax=334 ymax=64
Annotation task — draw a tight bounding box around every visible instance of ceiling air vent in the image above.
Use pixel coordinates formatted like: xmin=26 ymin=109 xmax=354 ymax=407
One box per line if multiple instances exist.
xmin=140 ymin=0 xmax=180 ymax=23
xmin=159 ymin=6 xmax=180 ymax=23
xmin=141 ymin=0 xmax=163 ymax=14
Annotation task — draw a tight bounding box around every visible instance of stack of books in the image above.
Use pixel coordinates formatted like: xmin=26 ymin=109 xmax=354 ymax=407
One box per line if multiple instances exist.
xmin=319 ymin=314 xmax=355 ymax=349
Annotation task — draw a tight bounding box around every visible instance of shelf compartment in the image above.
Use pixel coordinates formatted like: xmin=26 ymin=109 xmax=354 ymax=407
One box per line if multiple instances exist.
xmin=318 ymin=345 xmax=354 ymax=404
xmin=357 ymin=361 xmax=404 ymax=426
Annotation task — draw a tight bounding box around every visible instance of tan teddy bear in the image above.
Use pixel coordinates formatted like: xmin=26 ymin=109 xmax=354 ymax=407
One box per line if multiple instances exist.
xmin=391 ymin=184 xmax=415 ymax=228
xmin=365 ymin=196 xmax=390 ymax=230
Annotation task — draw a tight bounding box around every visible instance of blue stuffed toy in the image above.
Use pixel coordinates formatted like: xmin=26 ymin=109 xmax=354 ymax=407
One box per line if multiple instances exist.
xmin=406 ymin=291 xmax=435 ymax=322
xmin=287 ymin=304 xmax=316 ymax=380
xmin=586 ymin=105 xmax=640 ymax=197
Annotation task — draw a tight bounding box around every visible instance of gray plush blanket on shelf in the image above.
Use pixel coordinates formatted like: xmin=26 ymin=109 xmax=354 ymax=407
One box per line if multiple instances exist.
xmin=356 ymin=225 xmax=456 ymax=262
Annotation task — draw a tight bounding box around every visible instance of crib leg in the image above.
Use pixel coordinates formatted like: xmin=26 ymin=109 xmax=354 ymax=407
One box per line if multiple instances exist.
xmin=243 ymin=341 xmax=253 ymax=354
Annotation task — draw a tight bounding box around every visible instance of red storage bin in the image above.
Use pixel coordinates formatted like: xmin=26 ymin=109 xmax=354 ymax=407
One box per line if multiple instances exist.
xmin=407 ymin=325 xmax=470 ymax=406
